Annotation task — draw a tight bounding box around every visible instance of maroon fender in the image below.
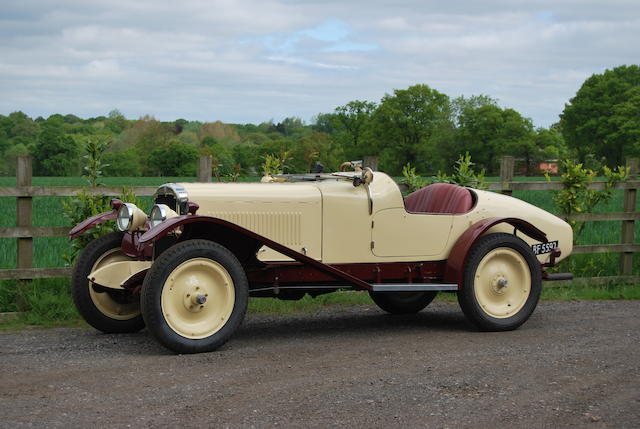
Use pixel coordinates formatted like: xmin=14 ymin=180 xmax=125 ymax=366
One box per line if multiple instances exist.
xmin=69 ymin=210 xmax=117 ymax=240
xmin=139 ymin=215 xmax=374 ymax=291
xmin=443 ymin=217 xmax=547 ymax=287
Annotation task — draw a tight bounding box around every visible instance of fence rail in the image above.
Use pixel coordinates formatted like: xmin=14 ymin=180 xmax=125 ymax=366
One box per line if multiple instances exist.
xmin=0 ymin=156 xmax=638 ymax=285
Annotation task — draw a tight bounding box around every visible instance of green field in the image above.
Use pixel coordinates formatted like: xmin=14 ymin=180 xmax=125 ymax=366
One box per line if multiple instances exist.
xmin=0 ymin=176 xmax=638 ymax=323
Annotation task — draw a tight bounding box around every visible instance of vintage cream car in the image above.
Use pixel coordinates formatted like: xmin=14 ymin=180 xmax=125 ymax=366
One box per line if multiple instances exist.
xmin=69 ymin=165 xmax=573 ymax=354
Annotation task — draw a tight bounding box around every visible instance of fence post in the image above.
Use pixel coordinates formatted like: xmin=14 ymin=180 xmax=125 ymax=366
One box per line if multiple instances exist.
xmin=197 ymin=155 xmax=212 ymax=182
xmin=620 ymin=158 xmax=638 ymax=275
xmin=500 ymin=156 xmax=514 ymax=195
xmin=16 ymin=156 xmax=33 ymax=310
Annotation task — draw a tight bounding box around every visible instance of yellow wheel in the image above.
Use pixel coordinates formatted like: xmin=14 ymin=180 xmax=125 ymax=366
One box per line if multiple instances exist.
xmin=71 ymin=232 xmax=145 ymax=333
xmin=458 ymin=233 xmax=541 ymax=331
xmin=89 ymin=248 xmax=141 ymax=320
xmin=473 ymin=248 xmax=531 ymax=318
xmin=141 ymin=240 xmax=248 ymax=354
xmin=161 ymin=258 xmax=235 ymax=339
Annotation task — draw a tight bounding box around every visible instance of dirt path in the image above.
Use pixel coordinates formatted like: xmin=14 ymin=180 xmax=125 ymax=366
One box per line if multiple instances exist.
xmin=1 ymin=300 xmax=639 ymax=428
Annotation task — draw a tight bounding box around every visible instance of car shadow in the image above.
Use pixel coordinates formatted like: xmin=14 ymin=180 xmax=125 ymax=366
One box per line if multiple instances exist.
xmin=89 ymin=305 xmax=473 ymax=356
xmin=234 ymin=306 xmax=471 ymax=343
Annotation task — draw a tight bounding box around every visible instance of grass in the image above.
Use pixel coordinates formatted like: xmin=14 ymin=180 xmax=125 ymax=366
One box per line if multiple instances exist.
xmin=0 ymin=175 xmax=638 ymax=327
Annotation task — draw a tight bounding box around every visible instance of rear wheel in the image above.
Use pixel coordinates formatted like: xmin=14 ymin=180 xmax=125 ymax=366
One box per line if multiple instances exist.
xmin=369 ymin=291 xmax=437 ymax=314
xmin=457 ymin=233 xmax=541 ymax=331
xmin=71 ymin=232 xmax=144 ymax=333
xmin=141 ymin=239 xmax=248 ymax=354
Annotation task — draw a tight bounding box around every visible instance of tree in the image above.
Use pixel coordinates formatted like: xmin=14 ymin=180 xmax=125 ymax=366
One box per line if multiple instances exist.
xmin=369 ymin=84 xmax=452 ymax=174
xmin=333 ymin=100 xmax=377 ymax=159
xmin=199 ymin=121 xmax=241 ymax=143
xmin=456 ymin=104 xmax=535 ymax=174
xmin=533 ymin=127 xmax=567 ymax=162
xmin=102 ymin=148 xmax=141 ymax=176
xmin=451 ymin=94 xmax=497 ymax=126
xmin=33 ymin=117 xmax=79 ymax=176
xmin=311 ymin=113 xmax=337 ymax=134
xmin=290 ymin=132 xmax=344 ymax=172
xmin=561 ymin=64 xmax=640 ymax=167
xmin=106 ymin=109 xmax=127 ymax=134
xmin=148 ymin=140 xmax=199 ymax=176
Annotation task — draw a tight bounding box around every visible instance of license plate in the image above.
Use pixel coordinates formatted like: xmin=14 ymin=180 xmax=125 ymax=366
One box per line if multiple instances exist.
xmin=531 ymin=241 xmax=559 ymax=255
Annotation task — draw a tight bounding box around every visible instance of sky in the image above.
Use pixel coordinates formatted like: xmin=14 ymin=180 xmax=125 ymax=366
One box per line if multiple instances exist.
xmin=1 ymin=0 xmax=639 ymax=127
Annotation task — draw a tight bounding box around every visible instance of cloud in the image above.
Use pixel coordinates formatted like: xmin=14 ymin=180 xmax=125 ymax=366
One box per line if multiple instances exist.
xmin=0 ymin=0 xmax=638 ymax=126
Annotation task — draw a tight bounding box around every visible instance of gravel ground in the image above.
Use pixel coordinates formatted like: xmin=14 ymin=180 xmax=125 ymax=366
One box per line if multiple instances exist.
xmin=1 ymin=300 xmax=639 ymax=428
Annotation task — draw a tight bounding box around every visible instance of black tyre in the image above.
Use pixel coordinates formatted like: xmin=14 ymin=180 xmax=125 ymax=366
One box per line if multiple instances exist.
xmin=457 ymin=233 xmax=542 ymax=331
xmin=369 ymin=291 xmax=437 ymax=314
xmin=140 ymin=239 xmax=248 ymax=354
xmin=71 ymin=232 xmax=145 ymax=333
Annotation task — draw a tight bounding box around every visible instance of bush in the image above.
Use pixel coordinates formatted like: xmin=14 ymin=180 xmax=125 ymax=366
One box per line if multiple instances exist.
xmin=148 ymin=140 xmax=199 ymax=176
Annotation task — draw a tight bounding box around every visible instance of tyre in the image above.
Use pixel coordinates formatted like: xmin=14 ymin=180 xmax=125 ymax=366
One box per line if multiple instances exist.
xmin=457 ymin=233 xmax=542 ymax=331
xmin=140 ymin=239 xmax=248 ymax=354
xmin=71 ymin=232 xmax=145 ymax=333
xmin=369 ymin=291 xmax=437 ymax=314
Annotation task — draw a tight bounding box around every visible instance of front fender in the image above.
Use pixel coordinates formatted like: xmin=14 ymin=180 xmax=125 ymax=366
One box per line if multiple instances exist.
xmin=443 ymin=217 xmax=547 ymax=286
xmin=69 ymin=210 xmax=117 ymax=240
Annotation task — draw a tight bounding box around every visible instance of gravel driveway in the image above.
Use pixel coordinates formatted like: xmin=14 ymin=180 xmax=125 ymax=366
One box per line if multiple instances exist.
xmin=1 ymin=300 xmax=639 ymax=428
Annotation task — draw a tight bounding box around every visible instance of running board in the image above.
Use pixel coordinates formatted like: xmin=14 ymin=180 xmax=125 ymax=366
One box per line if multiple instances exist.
xmin=371 ymin=283 xmax=458 ymax=292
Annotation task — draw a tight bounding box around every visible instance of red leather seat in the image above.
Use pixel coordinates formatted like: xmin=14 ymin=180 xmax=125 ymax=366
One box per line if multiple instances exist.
xmin=404 ymin=183 xmax=473 ymax=214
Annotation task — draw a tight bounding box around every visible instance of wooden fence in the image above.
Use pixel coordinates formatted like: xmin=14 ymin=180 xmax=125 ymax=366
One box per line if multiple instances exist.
xmin=0 ymin=156 xmax=638 ymax=285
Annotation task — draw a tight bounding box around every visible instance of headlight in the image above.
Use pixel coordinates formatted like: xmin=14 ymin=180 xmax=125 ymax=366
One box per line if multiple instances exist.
xmin=150 ymin=204 xmax=178 ymax=228
xmin=116 ymin=203 xmax=147 ymax=232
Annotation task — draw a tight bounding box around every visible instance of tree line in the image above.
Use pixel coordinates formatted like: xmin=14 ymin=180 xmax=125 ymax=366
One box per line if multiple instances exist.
xmin=1 ymin=64 xmax=638 ymax=178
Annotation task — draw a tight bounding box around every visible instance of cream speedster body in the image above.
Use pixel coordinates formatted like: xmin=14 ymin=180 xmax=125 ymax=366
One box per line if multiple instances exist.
xmin=181 ymin=172 xmax=572 ymax=265
xmin=70 ymin=169 xmax=573 ymax=354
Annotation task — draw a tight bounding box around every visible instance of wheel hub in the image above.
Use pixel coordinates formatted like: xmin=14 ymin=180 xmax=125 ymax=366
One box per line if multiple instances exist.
xmin=491 ymin=275 xmax=508 ymax=295
xmin=182 ymin=286 xmax=209 ymax=313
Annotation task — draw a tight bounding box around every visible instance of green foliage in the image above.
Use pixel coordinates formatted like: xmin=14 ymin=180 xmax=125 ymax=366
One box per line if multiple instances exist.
xmin=433 ymin=153 xmax=488 ymax=189
xmin=33 ymin=117 xmax=80 ymax=176
xmin=102 ymin=148 xmax=141 ymax=176
xmin=370 ymin=84 xmax=452 ymax=175
xmin=401 ymin=153 xmax=487 ymax=192
xmin=261 ymin=151 xmax=292 ymax=175
xmin=400 ymin=163 xmax=429 ymax=193
xmin=456 ymin=103 xmax=535 ymax=174
xmin=547 ymin=159 xmax=629 ymax=240
xmin=561 ymin=64 xmax=640 ymax=167
xmin=148 ymin=140 xmax=199 ymax=176
xmin=333 ymin=100 xmax=377 ymax=160
xmin=61 ymin=139 xmax=142 ymax=264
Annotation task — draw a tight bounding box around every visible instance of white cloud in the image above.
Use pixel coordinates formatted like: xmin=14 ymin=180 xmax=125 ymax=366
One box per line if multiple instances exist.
xmin=0 ymin=0 xmax=638 ymax=126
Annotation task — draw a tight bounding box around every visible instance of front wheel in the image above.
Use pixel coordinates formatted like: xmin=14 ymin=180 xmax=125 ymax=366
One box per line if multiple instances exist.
xmin=71 ymin=232 xmax=145 ymax=333
xmin=457 ymin=233 xmax=542 ymax=331
xmin=141 ymin=239 xmax=248 ymax=354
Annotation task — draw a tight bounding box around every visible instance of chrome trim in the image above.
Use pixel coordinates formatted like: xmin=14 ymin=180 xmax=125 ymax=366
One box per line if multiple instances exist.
xmin=116 ymin=203 xmax=134 ymax=231
xmin=150 ymin=204 xmax=167 ymax=228
xmin=154 ymin=183 xmax=188 ymax=204
xmin=154 ymin=183 xmax=189 ymax=214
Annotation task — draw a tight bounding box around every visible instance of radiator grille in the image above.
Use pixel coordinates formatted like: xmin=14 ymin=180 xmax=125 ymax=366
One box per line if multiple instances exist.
xmin=208 ymin=211 xmax=302 ymax=245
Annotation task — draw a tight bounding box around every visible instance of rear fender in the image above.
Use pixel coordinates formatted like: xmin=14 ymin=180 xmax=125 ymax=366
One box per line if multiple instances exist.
xmin=139 ymin=216 xmax=373 ymax=290
xmin=444 ymin=217 xmax=547 ymax=287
